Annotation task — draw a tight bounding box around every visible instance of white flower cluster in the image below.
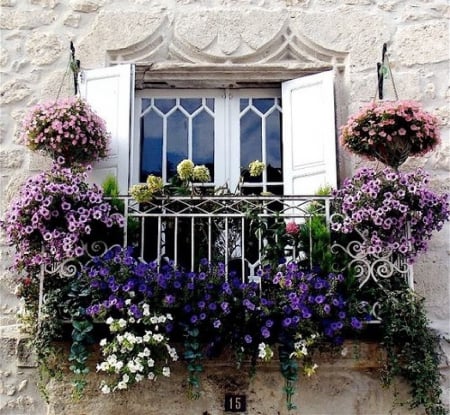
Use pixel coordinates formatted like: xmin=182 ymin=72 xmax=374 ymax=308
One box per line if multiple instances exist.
xmin=97 ymin=307 xmax=178 ymax=393
xmin=289 ymin=333 xmax=319 ymax=359
xmin=257 ymin=342 xmax=274 ymax=362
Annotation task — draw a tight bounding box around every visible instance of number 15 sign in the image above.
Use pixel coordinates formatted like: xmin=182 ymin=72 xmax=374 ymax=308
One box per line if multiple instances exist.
xmin=224 ymin=394 xmax=247 ymax=412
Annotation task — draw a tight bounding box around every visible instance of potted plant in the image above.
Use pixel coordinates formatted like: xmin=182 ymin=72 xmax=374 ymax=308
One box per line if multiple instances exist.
xmin=339 ymin=100 xmax=441 ymax=169
xmin=19 ymin=97 xmax=110 ymax=166
xmin=0 ymin=160 xmax=125 ymax=300
xmin=331 ymin=166 xmax=449 ymax=264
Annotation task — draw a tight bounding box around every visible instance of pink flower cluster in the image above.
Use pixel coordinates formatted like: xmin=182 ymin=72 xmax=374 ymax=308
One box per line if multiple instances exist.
xmin=332 ymin=167 xmax=449 ymax=264
xmin=285 ymin=221 xmax=300 ymax=236
xmin=20 ymin=97 xmax=110 ymax=166
xmin=339 ymin=100 xmax=440 ymax=166
xmin=1 ymin=162 xmax=124 ymax=274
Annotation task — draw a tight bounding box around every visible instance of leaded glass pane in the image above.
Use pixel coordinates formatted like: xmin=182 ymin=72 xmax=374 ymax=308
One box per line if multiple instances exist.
xmin=180 ymin=98 xmax=202 ymax=114
xmin=240 ymin=110 xmax=262 ymax=168
xmin=167 ymin=109 xmax=188 ymax=178
xmin=205 ymin=98 xmax=214 ymax=111
xmin=253 ymin=98 xmax=275 ymax=114
xmin=141 ymin=111 xmax=163 ymax=180
xmin=154 ymin=98 xmax=176 ymax=114
xmin=192 ymin=110 xmax=214 ymax=181
xmin=266 ymin=110 xmax=282 ymax=182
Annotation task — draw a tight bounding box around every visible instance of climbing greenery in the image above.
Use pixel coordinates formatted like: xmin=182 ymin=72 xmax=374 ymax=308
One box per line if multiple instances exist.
xmin=379 ymin=289 xmax=447 ymax=415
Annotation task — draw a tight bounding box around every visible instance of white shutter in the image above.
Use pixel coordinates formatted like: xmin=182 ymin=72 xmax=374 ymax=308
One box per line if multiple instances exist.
xmin=79 ymin=64 xmax=134 ymax=195
xmin=282 ymin=71 xmax=337 ymax=195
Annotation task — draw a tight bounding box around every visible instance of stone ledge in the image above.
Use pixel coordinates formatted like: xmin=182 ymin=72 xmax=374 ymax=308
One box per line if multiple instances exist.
xmin=0 ymin=325 xmax=37 ymax=368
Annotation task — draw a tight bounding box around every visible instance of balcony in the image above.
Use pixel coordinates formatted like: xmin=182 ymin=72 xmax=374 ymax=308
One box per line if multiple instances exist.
xmin=41 ymin=194 xmax=413 ymax=323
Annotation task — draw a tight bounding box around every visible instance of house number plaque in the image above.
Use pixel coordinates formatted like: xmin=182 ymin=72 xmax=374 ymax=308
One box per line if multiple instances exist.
xmin=224 ymin=394 xmax=246 ymax=412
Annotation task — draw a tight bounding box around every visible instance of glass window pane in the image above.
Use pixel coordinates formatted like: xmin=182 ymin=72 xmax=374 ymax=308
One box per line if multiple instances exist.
xmin=193 ymin=110 xmax=214 ymax=181
xmin=205 ymin=98 xmax=214 ymax=111
xmin=140 ymin=111 xmax=163 ymax=181
xmin=155 ymin=98 xmax=176 ymax=114
xmin=241 ymin=110 xmax=262 ymax=174
xmin=167 ymin=109 xmax=188 ymax=178
xmin=240 ymin=98 xmax=249 ymax=112
xmin=253 ymin=98 xmax=275 ymax=114
xmin=180 ymin=98 xmax=202 ymax=114
xmin=266 ymin=110 xmax=282 ymax=182
xmin=141 ymin=98 xmax=152 ymax=113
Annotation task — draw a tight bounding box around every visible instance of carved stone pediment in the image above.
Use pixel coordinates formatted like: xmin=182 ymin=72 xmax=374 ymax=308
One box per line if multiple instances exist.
xmin=107 ymin=13 xmax=347 ymax=88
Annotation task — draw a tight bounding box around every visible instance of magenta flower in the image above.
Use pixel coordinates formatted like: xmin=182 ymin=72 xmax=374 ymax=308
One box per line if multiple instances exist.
xmin=285 ymin=221 xmax=300 ymax=236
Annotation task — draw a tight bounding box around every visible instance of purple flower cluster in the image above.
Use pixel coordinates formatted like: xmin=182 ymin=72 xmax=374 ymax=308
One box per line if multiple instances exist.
xmin=1 ymin=162 xmax=124 ymax=274
xmin=332 ymin=167 xmax=449 ymax=263
xmin=263 ymin=262 xmax=360 ymax=344
xmin=20 ymin=97 xmax=110 ymax=166
xmin=80 ymin=247 xmax=362 ymax=359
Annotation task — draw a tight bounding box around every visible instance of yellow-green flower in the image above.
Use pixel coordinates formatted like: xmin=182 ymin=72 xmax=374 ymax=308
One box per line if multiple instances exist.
xmin=129 ymin=184 xmax=153 ymax=203
xmin=146 ymin=175 xmax=164 ymax=194
xmin=303 ymin=363 xmax=318 ymax=377
xmin=248 ymin=160 xmax=265 ymax=177
xmin=177 ymin=159 xmax=194 ymax=181
xmin=192 ymin=165 xmax=211 ymax=183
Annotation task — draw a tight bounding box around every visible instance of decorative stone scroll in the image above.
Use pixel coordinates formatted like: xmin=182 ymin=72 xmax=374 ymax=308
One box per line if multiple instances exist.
xmin=106 ymin=13 xmax=347 ymax=87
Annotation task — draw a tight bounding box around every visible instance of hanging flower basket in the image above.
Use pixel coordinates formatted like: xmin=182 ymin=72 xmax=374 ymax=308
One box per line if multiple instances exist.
xmin=339 ymin=100 xmax=440 ymax=169
xmin=20 ymin=97 xmax=110 ymax=166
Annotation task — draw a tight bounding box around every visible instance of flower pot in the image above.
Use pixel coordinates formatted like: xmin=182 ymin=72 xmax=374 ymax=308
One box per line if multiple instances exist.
xmin=339 ymin=100 xmax=440 ymax=169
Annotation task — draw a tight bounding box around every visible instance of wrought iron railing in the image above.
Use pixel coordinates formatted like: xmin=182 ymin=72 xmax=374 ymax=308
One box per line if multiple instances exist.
xmin=40 ymin=195 xmax=412 ymax=322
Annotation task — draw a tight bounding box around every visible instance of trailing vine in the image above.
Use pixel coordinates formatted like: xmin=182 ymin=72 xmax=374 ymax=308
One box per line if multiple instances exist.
xmin=183 ymin=327 xmax=203 ymax=399
xmin=379 ymin=289 xmax=447 ymax=415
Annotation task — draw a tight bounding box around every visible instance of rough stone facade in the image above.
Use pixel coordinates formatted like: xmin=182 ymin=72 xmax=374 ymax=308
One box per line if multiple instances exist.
xmin=0 ymin=1 xmax=449 ymax=414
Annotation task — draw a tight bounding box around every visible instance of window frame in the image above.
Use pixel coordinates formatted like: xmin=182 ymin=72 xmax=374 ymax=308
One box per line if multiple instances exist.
xmin=132 ymin=87 xmax=282 ymax=193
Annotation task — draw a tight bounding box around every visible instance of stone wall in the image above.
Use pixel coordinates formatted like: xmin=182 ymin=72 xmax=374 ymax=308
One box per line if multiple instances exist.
xmin=1 ymin=1 xmax=449 ymax=414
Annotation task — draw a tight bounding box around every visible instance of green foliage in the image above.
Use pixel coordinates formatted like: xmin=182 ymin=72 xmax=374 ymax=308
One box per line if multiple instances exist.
xmin=298 ymin=214 xmax=333 ymax=274
xmin=102 ymin=174 xmax=120 ymax=198
xmin=183 ymin=327 xmax=203 ymax=399
xmin=380 ymin=289 xmax=447 ymax=415
xmin=69 ymin=316 xmax=94 ymax=397
xmin=101 ymin=175 xmax=139 ymax=244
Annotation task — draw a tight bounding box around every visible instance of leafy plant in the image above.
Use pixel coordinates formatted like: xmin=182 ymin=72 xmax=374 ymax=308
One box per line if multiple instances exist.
xmin=379 ymin=289 xmax=447 ymax=415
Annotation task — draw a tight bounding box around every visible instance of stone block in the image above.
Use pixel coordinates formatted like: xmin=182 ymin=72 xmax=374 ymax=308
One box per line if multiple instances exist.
xmin=30 ymin=0 xmax=59 ymax=8
xmin=0 ymin=80 xmax=31 ymax=105
xmin=70 ymin=0 xmax=102 ymax=13
xmin=0 ymin=148 xmax=25 ymax=169
xmin=0 ymin=10 xmax=55 ymax=30
xmin=294 ymin=9 xmax=391 ymax=71
xmin=16 ymin=338 xmax=37 ymax=368
xmin=25 ymin=32 xmax=64 ymax=66
xmin=394 ymin=21 xmax=449 ymax=66
xmin=63 ymin=12 xmax=81 ymax=28
xmin=78 ymin=10 xmax=164 ymax=67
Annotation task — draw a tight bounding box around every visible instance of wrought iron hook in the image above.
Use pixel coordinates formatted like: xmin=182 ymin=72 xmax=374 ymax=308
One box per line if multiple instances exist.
xmin=70 ymin=41 xmax=81 ymax=95
xmin=377 ymin=43 xmax=388 ymax=100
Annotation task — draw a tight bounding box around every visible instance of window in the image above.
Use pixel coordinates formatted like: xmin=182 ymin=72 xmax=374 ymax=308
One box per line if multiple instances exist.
xmin=133 ymin=89 xmax=282 ymax=194
xmin=80 ymin=64 xmax=337 ymax=196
